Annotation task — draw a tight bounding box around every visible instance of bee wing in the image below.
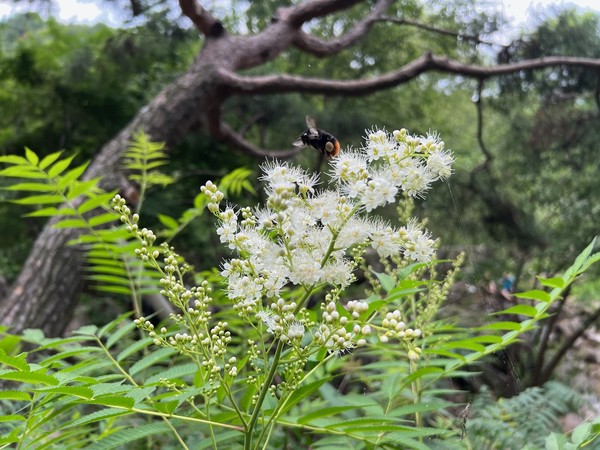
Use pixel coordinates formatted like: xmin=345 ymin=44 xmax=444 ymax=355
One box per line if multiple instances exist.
xmin=305 ymin=115 xmax=318 ymax=134
xmin=292 ymin=137 xmax=304 ymax=147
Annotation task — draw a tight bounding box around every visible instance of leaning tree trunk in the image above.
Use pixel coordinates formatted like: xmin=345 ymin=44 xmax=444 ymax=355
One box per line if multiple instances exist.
xmin=0 ymin=64 xmax=218 ymax=336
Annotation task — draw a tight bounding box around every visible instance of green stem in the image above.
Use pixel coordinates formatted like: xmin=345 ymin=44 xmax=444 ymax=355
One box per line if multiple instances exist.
xmin=244 ymin=339 xmax=284 ymax=450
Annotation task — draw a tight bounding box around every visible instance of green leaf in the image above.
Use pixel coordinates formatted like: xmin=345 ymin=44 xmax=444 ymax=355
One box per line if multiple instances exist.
xmin=496 ymin=304 xmax=539 ymax=317
xmin=0 ymin=349 xmax=29 ymax=371
xmin=278 ymin=376 xmax=332 ymax=416
xmin=571 ymin=422 xmax=592 ymax=445
xmin=47 ymin=154 xmax=77 ymax=178
xmin=66 ymin=178 xmax=98 ymax=199
xmin=297 ymin=405 xmax=360 ymax=424
xmin=53 ymin=218 xmax=89 ymax=229
xmin=0 ymin=368 xmax=59 ymax=385
xmin=25 ymin=147 xmax=39 ymax=165
xmin=23 ymin=207 xmax=62 ymax=217
xmin=86 ymin=422 xmax=171 ymax=450
xmin=78 ymin=192 xmax=118 ymax=214
xmin=4 ymin=182 xmax=57 ymax=192
xmin=88 ymin=212 xmax=118 ymax=228
xmin=0 ymin=154 xmax=28 ymax=164
xmin=12 ymin=194 xmax=65 ymax=205
xmin=39 ymin=151 xmax=64 ymax=169
xmin=0 ymin=390 xmax=30 ymax=401
xmin=64 ymin=408 xmax=128 ymax=428
xmin=145 ymin=363 xmax=198 ymax=385
xmin=0 ymin=165 xmax=46 ymax=178
xmin=34 ymin=386 xmax=94 ymax=399
xmin=537 ymin=276 xmax=565 ymax=289
xmin=157 ymin=213 xmax=179 ymax=230
xmin=373 ymin=271 xmax=395 ymax=293
xmin=515 ymin=289 xmax=552 ymax=303
xmin=86 ymin=395 xmax=135 ymax=409
xmin=129 ymin=347 xmax=178 ymax=376
xmin=0 ymin=414 xmax=26 ymax=423
xmin=105 ymin=321 xmax=137 ymax=349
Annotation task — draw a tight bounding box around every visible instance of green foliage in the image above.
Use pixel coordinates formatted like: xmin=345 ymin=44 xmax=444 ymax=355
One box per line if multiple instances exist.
xmin=1 ymin=137 xmax=599 ymax=448
xmin=466 ymin=381 xmax=586 ymax=449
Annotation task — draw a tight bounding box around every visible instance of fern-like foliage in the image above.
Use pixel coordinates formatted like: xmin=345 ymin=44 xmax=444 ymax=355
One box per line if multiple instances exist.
xmin=0 ymin=148 xmax=115 ymax=229
xmin=467 ymin=381 xmax=584 ymax=449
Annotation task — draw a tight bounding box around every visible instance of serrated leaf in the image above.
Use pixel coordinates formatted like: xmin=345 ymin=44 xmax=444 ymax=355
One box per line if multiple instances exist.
xmin=4 ymin=182 xmax=57 ymax=192
xmin=53 ymin=218 xmax=89 ymax=229
xmin=373 ymin=271 xmax=395 ymax=293
xmin=0 ymin=349 xmax=29 ymax=371
xmin=12 ymin=194 xmax=65 ymax=205
xmin=66 ymin=178 xmax=98 ymax=199
xmin=297 ymin=405 xmax=359 ymax=424
xmin=87 ymin=395 xmax=135 ymax=409
xmin=24 ymin=206 xmax=62 ymax=217
xmin=129 ymin=347 xmax=177 ymax=377
xmin=278 ymin=376 xmax=332 ymax=416
xmin=0 ymin=414 xmax=26 ymax=423
xmin=86 ymin=422 xmax=171 ymax=450
xmin=78 ymin=192 xmax=118 ymax=214
xmin=537 ymin=276 xmax=565 ymax=289
xmin=105 ymin=321 xmax=137 ymax=349
xmin=0 ymin=154 xmax=28 ymax=164
xmin=515 ymin=289 xmax=551 ymax=303
xmin=0 ymin=165 xmax=46 ymax=178
xmin=25 ymin=147 xmax=39 ymax=165
xmin=0 ymin=390 xmax=30 ymax=401
xmin=496 ymin=304 xmax=539 ymax=317
xmin=0 ymin=368 xmax=58 ymax=385
xmin=116 ymin=338 xmax=153 ymax=362
xmin=157 ymin=213 xmax=178 ymax=230
xmin=571 ymin=422 xmax=592 ymax=445
xmin=34 ymin=386 xmax=94 ymax=399
xmin=88 ymin=212 xmax=117 ymax=228
xmin=47 ymin=154 xmax=77 ymax=178
xmin=64 ymin=408 xmax=128 ymax=429
xmin=39 ymin=151 xmax=64 ymax=169
xmin=93 ymin=285 xmax=132 ymax=295
xmin=145 ymin=363 xmax=198 ymax=384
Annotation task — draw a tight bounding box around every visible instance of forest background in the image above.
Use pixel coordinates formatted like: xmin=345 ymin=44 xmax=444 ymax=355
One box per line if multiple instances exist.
xmin=1 ymin=0 xmax=600 ymax=448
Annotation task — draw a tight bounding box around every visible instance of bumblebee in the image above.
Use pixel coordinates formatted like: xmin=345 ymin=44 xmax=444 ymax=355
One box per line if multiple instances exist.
xmin=292 ymin=115 xmax=340 ymax=159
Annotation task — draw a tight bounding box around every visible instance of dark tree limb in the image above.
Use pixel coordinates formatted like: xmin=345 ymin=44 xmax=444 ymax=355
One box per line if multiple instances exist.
xmin=217 ymin=54 xmax=600 ymax=96
xmin=179 ymin=0 xmax=225 ymax=37
xmin=292 ymin=0 xmax=393 ymax=56
xmin=375 ymin=15 xmax=507 ymax=48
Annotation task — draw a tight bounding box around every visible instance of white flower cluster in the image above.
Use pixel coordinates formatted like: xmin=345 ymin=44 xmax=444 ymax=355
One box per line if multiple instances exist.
xmin=201 ymin=126 xmax=453 ymax=349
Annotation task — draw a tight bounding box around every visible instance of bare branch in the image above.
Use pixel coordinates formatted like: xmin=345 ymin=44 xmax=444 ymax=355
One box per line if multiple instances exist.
xmin=218 ymin=54 xmax=600 ymax=96
xmin=217 ymin=122 xmax=302 ymax=159
xmin=292 ymin=0 xmax=393 ymax=56
xmin=376 ymin=16 xmax=507 ymax=48
xmin=277 ymin=0 xmax=364 ymax=27
xmin=179 ymin=0 xmax=225 ymax=37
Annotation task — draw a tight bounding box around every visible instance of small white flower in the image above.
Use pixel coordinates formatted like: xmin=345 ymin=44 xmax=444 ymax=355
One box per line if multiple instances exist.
xmin=365 ymin=128 xmax=396 ymax=161
xmin=329 ymin=149 xmax=369 ymax=184
xmin=361 ymin=175 xmax=398 ymax=212
xmin=288 ymin=248 xmax=323 ymax=286
xmin=369 ymin=219 xmax=402 ymax=258
xmin=426 ymin=148 xmax=454 ymax=180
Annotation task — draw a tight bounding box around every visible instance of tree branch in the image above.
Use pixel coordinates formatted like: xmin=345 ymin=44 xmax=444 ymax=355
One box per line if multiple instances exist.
xmin=277 ymin=0 xmax=364 ymax=27
xmin=218 ymin=54 xmax=600 ymax=96
xmin=179 ymin=0 xmax=225 ymax=37
xmin=375 ymin=16 xmax=507 ymax=48
xmin=217 ymin=122 xmax=302 ymax=159
xmin=292 ymin=0 xmax=393 ymax=56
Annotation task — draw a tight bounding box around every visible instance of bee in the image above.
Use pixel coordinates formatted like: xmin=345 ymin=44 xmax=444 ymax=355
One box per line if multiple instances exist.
xmin=292 ymin=115 xmax=340 ymax=159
